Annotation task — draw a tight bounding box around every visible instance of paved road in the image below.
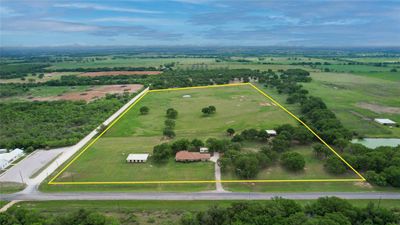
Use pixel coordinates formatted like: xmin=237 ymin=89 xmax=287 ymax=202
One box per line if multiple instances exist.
xmin=0 ymin=88 xmax=149 ymax=188
xmin=0 ymin=149 xmax=63 ymax=184
xmin=1 ymin=190 xmax=399 ymax=201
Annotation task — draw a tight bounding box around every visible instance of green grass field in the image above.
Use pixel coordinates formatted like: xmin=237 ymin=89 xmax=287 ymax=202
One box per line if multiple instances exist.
xmin=302 ymin=72 xmax=400 ymax=138
xmin=42 ymin=84 xmax=368 ymax=192
xmin=53 ymin=85 xmax=300 ymax=185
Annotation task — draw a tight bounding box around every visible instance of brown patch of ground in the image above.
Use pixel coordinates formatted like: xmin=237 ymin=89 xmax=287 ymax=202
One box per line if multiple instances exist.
xmin=34 ymin=84 xmax=143 ymax=102
xmin=79 ymin=71 xmax=162 ymax=77
xmin=259 ymin=102 xmax=272 ymax=106
xmin=354 ymin=181 xmax=373 ymax=189
xmin=356 ymin=102 xmax=400 ymax=114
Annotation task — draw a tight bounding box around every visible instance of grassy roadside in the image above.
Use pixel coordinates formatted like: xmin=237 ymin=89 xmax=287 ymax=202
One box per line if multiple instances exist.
xmin=7 ymin=199 xmax=400 ymax=225
xmin=13 ymin=199 xmax=400 ymax=211
xmin=0 ymin=182 xmax=26 ymax=194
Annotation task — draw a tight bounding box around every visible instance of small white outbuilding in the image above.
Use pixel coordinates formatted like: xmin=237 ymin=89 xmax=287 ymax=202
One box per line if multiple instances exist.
xmin=374 ymin=118 xmax=397 ymax=126
xmin=126 ymin=153 xmax=149 ymax=163
xmin=200 ymin=147 xmax=209 ymax=153
xmin=265 ymin=130 xmax=277 ymax=136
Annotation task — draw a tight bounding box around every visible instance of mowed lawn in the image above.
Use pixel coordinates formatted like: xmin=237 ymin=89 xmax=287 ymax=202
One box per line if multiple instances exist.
xmin=56 ymin=85 xmax=299 ymax=183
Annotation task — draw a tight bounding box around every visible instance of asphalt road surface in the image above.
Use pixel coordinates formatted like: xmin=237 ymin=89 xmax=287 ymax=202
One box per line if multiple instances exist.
xmin=2 ymin=190 xmax=400 ymax=201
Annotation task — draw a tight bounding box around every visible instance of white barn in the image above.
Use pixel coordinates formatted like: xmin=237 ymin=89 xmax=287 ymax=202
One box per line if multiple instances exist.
xmin=374 ymin=118 xmax=397 ymax=126
xmin=0 ymin=148 xmax=24 ymax=170
xmin=126 ymin=153 xmax=149 ymax=163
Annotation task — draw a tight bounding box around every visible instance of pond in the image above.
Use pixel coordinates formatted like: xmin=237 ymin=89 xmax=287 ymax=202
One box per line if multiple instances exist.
xmin=351 ymin=138 xmax=400 ymax=149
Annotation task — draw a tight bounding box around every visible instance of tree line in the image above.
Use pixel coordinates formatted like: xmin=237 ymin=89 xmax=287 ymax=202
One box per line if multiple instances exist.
xmin=181 ymin=197 xmax=400 ymax=225
xmin=0 ymin=93 xmax=135 ymax=151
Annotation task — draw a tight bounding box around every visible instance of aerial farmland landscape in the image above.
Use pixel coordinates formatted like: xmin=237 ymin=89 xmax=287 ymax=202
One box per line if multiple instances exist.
xmin=1 ymin=1 xmax=400 ymax=224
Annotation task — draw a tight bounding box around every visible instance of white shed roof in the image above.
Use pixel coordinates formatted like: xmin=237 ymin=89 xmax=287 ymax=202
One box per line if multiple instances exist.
xmin=0 ymin=148 xmax=24 ymax=161
xmin=374 ymin=118 xmax=396 ymax=124
xmin=126 ymin=153 xmax=149 ymax=161
xmin=266 ymin=130 xmax=277 ymax=135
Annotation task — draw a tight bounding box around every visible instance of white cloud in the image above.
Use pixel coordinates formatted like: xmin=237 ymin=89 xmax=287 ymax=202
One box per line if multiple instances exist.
xmin=92 ymin=17 xmax=180 ymax=26
xmin=0 ymin=6 xmax=21 ymax=17
xmin=53 ymin=3 xmax=161 ymax=14
xmin=3 ymin=19 xmax=99 ymax=32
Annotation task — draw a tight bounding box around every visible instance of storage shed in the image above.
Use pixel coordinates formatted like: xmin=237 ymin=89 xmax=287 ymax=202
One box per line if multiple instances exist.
xmin=126 ymin=153 xmax=149 ymax=163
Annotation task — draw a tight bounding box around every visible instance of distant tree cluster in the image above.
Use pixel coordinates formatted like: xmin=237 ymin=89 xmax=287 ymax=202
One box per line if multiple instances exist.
xmin=43 ymin=69 xmax=267 ymax=89
xmin=0 ymin=63 xmax=49 ymax=79
xmin=0 ymin=93 xmax=133 ymax=151
xmin=181 ymin=197 xmax=400 ymax=225
xmin=344 ymin=144 xmax=400 ymax=187
xmin=163 ymin=108 xmax=178 ymax=138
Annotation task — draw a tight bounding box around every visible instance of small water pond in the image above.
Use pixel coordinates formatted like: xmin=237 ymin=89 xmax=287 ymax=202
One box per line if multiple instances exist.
xmin=351 ymin=138 xmax=400 ymax=149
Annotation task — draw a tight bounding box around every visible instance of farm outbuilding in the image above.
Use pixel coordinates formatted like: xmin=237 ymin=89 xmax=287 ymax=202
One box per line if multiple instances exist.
xmin=0 ymin=148 xmax=24 ymax=170
xmin=374 ymin=118 xmax=397 ymax=126
xmin=126 ymin=153 xmax=149 ymax=163
xmin=199 ymin=147 xmax=209 ymax=153
xmin=175 ymin=151 xmax=210 ymax=162
xmin=266 ymin=130 xmax=277 ymax=136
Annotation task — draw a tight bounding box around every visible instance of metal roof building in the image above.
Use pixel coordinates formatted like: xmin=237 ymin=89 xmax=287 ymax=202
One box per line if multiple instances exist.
xmin=126 ymin=153 xmax=149 ymax=163
xmin=374 ymin=118 xmax=397 ymax=125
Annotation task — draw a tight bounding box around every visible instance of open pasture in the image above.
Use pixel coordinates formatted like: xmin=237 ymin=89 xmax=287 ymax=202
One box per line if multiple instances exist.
xmin=45 ymin=84 xmax=363 ymax=192
xmin=53 ymin=84 xmax=299 ymax=185
xmin=302 ymin=72 xmax=400 ymax=137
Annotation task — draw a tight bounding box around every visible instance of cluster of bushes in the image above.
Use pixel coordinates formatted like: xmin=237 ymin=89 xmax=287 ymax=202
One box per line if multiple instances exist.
xmin=343 ymin=144 xmax=400 ymax=187
xmin=218 ymin=141 xmax=271 ymax=179
xmin=220 ymin=131 xmax=308 ymax=179
xmin=201 ymin=105 xmax=216 ymax=115
xmin=0 ymin=84 xmax=30 ymax=98
xmin=231 ymin=124 xmax=313 ymax=151
xmin=152 ymin=138 xmax=205 ymax=163
xmin=181 ymin=197 xmax=400 ymax=225
xmin=0 ymin=93 xmax=134 ymax=150
xmin=0 ymin=208 xmax=119 ymax=225
xmin=163 ymin=108 xmax=178 ymax=138
xmin=231 ymin=128 xmax=269 ymax=142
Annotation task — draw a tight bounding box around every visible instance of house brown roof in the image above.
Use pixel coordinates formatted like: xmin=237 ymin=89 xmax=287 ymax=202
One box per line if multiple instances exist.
xmin=175 ymin=151 xmax=210 ymax=161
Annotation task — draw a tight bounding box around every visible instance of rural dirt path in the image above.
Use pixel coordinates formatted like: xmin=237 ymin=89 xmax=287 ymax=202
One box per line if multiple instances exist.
xmin=210 ymin=152 xmax=226 ymax=192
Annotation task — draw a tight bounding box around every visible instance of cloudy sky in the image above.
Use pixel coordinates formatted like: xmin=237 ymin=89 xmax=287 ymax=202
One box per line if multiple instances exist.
xmin=1 ymin=0 xmax=399 ymax=47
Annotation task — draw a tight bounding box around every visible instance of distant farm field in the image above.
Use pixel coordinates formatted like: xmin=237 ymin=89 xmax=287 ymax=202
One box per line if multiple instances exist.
xmin=3 ymin=85 xmax=143 ymax=102
xmin=302 ymin=72 xmax=400 ymax=137
xmin=79 ymin=71 xmax=162 ymax=77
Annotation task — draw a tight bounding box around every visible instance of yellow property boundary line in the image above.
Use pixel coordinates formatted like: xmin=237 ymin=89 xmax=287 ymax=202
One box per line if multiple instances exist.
xmin=49 ymin=82 xmax=365 ymax=185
